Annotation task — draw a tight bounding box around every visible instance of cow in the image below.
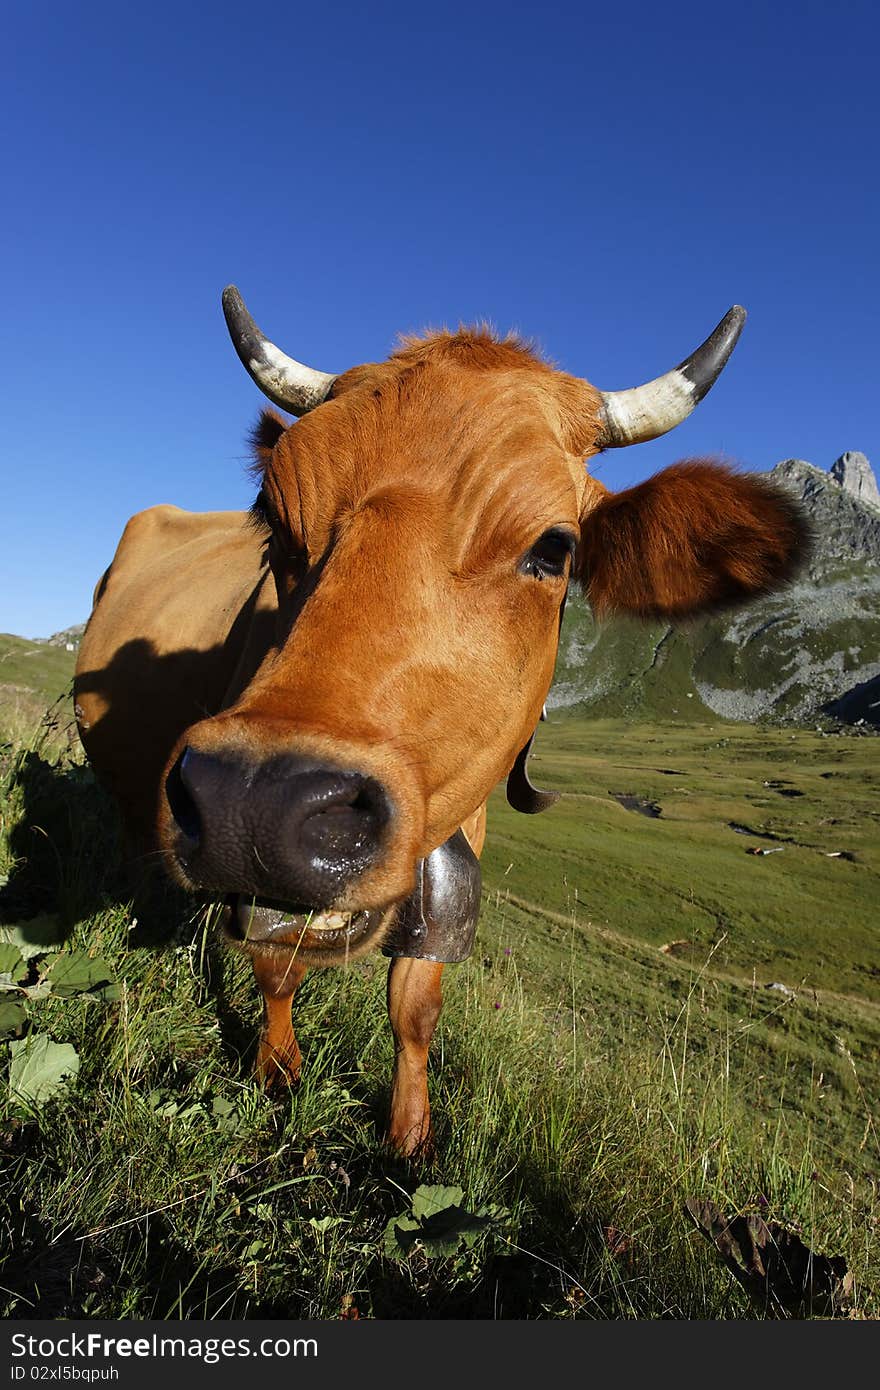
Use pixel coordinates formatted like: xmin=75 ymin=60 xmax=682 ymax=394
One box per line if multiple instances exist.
xmin=74 ymin=289 xmax=805 ymax=1155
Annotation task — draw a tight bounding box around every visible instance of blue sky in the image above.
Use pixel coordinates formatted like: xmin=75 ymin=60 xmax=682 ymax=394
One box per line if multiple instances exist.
xmin=2 ymin=0 xmax=878 ymax=637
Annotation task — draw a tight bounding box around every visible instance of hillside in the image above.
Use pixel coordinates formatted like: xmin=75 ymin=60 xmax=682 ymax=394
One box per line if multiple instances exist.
xmin=0 ymin=633 xmax=77 ymax=738
xmin=552 ymin=452 xmax=880 ymax=726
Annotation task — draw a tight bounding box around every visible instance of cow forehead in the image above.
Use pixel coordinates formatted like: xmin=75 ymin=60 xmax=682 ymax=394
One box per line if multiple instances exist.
xmin=259 ymin=342 xmax=598 ymax=548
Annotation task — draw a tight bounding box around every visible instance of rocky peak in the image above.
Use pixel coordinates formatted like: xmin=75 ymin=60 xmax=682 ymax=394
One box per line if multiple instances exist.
xmin=830 ymin=452 xmax=880 ymax=510
xmin=770 ymin=456 xmax=880 ymax=569
xmin=42 ymin=622 xmax=86 ymax=649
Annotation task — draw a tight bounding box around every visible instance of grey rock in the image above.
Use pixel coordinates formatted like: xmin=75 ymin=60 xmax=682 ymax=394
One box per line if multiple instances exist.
xmin=45 ymin=622 xmax=86 ymax=649
xmin=823 ymin=670 xmax=880 ymax=726
xmin=830 ymin=452 xmax=880 ymax=510
xmin=770 ymin=458 xmax=880 ymax=569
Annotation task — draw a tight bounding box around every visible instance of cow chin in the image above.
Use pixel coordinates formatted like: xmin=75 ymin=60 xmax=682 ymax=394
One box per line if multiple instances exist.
xmin=220 ymin=894 xmax=396 ymax=967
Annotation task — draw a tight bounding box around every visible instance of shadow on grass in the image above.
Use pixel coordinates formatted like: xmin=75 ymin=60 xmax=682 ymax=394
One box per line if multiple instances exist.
xmin=0 ymin=1209 xmax=122 ymax=1320
xmin=0 ymin=1201 xmax=255 ymax=1320
xmin=0 ymin=743 xmax=266 ymax=1085
xmin=191 ymin=925 xmax=262 ymax=1079
xmin=0 ymin=747 xmax=194 ymax=942
xmin=0 ymin=1108 xmax=613 ymax=1319
xmin=0 ymin=748 xmax=127 ymax=927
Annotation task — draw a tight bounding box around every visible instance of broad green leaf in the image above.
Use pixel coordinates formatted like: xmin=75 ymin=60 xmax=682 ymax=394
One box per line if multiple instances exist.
xmin=383 ymin=1214 xmax=421 ymax=1259
xmin=45 ymin=952 xmax=119 ymax=1001
xmin=22 ymin=981 xmax=53 ymax=1001
xmin=212 ymin=1095 xmax=239 ymax=1132
xmin=9 ymin=1034 xmax=80 ymax=1106
xmin=309 ymin=1215 xmax=346 ymax=1235
xmin=420 ymin=1230 xmax=468 ymax=1258
xmin=0 ymin=942 xmax=28 ymax=992
xmin=411 ymin=1185 xmax=465 ymax=1220
xmin=419 ymin=1206 xmax=494 ymax=1256
xmin=175 ymin=1102 xmax=204 ymax=1122
xmin=0 ymin=916 xmax=66 ymax=959
xmin=383 ymin=1187 xmax=509 ymax=1261
xmin=0 ymin=999 xmax=26 ymax=1037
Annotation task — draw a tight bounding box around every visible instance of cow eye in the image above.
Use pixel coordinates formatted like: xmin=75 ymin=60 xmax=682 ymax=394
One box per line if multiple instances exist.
xmin=520 ymin=528 xmax=576 ymax=581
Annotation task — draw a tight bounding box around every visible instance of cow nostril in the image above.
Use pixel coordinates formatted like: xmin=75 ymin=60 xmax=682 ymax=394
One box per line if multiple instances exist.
xmin=301 ymin=807 xmax=370 ymax=855
xmin=162 ymin=750 xmax=392 ymax=898
xmin=353 ymin=782 xmax=383 ymax=814
xmin=166 ymin=750 xmax=202 ymax=846
xmin=298 ymin=775 xmax=390 ymax=862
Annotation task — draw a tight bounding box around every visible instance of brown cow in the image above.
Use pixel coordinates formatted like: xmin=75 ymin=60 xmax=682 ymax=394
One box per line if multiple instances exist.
xmin=74 ymin=290 xmax=804 ymax=1154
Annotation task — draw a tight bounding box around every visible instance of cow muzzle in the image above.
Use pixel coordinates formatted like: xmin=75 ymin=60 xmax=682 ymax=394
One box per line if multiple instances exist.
xmin=165 ymin=747 xmax=393 ymax=908
xmin=222 ymin=827 xmax=482 ymax=968
xmin=223 ymin=895 xmax=390 ymax=965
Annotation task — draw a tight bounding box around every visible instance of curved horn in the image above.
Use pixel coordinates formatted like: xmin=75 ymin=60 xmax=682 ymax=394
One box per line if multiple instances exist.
xmin=221 ymin=285 xmax=337 ymax=417
xmin=597 ymin=306 xmax=746 ymax=448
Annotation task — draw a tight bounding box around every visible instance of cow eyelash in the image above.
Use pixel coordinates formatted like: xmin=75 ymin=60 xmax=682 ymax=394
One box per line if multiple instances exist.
xmin=520 ymin=528 xmax=577 ymax=581
xmin=249 ymin=489 xmax=273 ymax=533
xmin=251 ymin=491 xmax=307 ymax=567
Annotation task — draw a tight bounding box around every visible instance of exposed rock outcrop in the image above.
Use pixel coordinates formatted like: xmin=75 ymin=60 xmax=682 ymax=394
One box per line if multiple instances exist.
xmin=550 ymin=451 xmax=880 ymax=727
xmin=770 ymin=458 xmax=880 ymax=570
xmin=32 ymin=623 xmax=87 ymax=650
xmin=830 ymin=451 xmax=880 ymax=510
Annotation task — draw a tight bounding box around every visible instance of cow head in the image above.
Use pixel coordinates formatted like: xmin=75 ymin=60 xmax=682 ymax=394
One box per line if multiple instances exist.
xmin=160 ymin=290 xmax=805 ymax=963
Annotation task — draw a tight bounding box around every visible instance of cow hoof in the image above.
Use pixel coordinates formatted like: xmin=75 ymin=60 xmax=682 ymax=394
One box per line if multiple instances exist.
xmin=385 ymin=1122 xmax=435 ymax=1160
xmin=256 ymin=1037 xmax=302 ymax=1089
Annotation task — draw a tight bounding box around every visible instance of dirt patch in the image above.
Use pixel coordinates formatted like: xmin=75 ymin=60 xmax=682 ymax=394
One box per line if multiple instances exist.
xmin=659 ymin=939 xmax=695 ymax=957
xmin=610 ymin=793 xmax=662 ymax=819
xmin=729 ymin=821 xmax=779 ymax=840
xmin=762 ymin=779 xmax=804 ymax=797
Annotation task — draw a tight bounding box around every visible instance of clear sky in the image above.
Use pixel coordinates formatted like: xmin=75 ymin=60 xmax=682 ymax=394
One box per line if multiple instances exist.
xmin=2 ymin=0 xmax=878 ymax=637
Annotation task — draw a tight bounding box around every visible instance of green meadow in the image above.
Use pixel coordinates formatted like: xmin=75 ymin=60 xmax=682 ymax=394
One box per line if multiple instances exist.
xmin=0 ymin=635 xmax=76 ymax=744
xmin=0 ymin=684 xmax=877 ymax=1319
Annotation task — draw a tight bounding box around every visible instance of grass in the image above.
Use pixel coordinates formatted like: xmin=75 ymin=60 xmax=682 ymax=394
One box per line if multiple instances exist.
xmin=0 ymin=692 xmax=877 ymax=1319
xmin=0 ymin=634 xmax=76 ymax=703
xmin=0 ymin=635 xmax=76 ymax=751
xmin=551 ymin=567 xmax=880 ymax=724
xmin=487 ymin=713 xmax=880 ymax=1001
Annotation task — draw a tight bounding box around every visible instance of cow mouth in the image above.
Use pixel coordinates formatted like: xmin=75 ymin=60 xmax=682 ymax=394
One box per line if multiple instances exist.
xmin=221 ymin=894 xmax=390 ymax=962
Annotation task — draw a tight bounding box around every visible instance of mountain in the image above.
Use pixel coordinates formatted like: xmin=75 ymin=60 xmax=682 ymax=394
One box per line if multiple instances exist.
xmin=830 ymin=450 xmax=880 ymax=509
xmin=551 ymin=452 xmax=880 ymax=727
xmin=33 ymin=622 xmax=87 ymax=650
xmin=773 ymin=455 xmax=880 ymax=566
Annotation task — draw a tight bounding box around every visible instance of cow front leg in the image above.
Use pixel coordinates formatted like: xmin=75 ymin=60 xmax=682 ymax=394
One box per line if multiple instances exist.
xmin=250 ymin=951 xmax=308 ymax=1087
xmin=386 ymin=957 xmax=444 ymax=1157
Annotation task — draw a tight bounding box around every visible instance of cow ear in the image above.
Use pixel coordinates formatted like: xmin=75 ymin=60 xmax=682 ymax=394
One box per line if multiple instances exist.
xmin=248 ymin=409 xmax=289 ymax=476
xmin=578 ymin=460 xmax=808 ymax=621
